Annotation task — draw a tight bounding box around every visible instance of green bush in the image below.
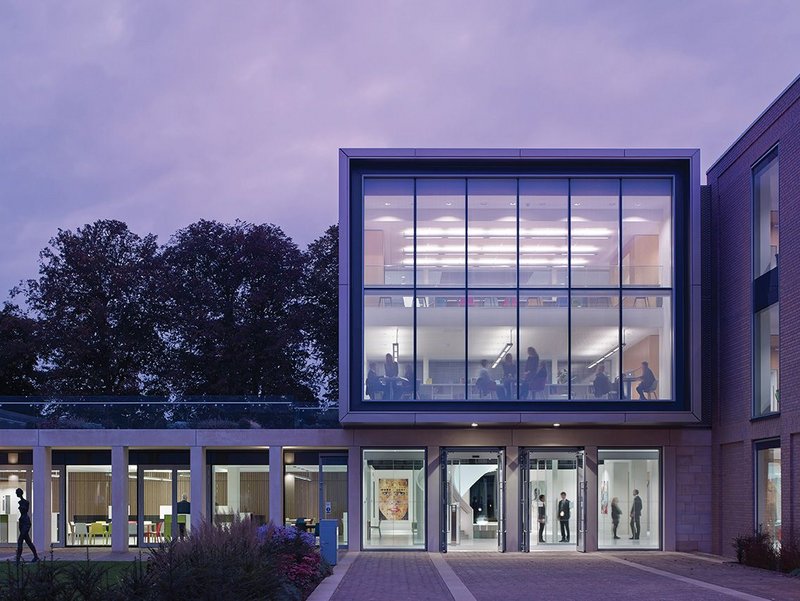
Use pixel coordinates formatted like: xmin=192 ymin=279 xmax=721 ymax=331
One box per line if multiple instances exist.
xmin=733 ymin=530 xmax=800 ymax=574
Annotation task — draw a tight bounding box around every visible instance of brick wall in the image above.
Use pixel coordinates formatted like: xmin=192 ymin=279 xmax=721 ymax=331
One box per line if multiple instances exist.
xmin=708 ymin=75 xmax=800 ymax=555
xmin=675 ymin=444 xmax=712 ymax=552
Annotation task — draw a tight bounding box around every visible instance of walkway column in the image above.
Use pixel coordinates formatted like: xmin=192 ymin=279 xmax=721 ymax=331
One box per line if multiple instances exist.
xmin=269 ymin=446 xmax=283 ymax=525
xmin=426 ymin=446 xmax=441 ymax=552
xmin=347 ymin=446 xmax=361 ymax=549
xmin=584 ymin=446 xmax=598 ymax=552
xmin=190 ymin=446 xmax=206 ymax=530
xmin=32 ymin=446 xmax=51 ymax=553
xmin=111 ymin=446 xmax=129 ymax=552
xmin=505 ymin=446 xmax=520 ymax=552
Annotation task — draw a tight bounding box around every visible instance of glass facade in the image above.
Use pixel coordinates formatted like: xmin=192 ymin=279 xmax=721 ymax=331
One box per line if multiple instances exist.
xmin=597 ymin=449 xmax=660 ymax=549
xmin=755 ymin=443 xmax=781 ymax=542
xmin=754 ymin=303 xmax=779 ymax=416
xmin=0 ymin=466 xmax=31 ymax=546
xmin=212 ymin=466 xmax=269 ymax=526
xmin=362 ymin=449 xmax=425 ymax=549
xmin=362 ymin=176 xmax=675 ymax=405
xmin=753 ymin=150 xmax=779 ymax=278
xmin=66 ymin=465 xmax=112 ymax=546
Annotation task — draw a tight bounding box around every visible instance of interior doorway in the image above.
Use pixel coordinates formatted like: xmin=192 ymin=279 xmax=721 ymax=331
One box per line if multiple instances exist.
xmin=441 ymin=448 xmax=505 ymax=552
xmin=521 ymin=449 xmax=585 ymax=552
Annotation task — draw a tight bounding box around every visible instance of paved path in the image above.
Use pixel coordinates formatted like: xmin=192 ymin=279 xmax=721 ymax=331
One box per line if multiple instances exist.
xmin=315 ymin=552 xmax=800 ymax=601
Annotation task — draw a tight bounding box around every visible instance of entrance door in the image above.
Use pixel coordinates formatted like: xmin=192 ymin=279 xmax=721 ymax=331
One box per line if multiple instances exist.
xmin=525 ymin=449 xmax=585 ymax=552
xmin=319 ymin=453 xmax=348 ymax=547
xmin=137 ymin=467 xmax=191 ymax=547
xmin=441 ymin=449 xmax=505 ymax=552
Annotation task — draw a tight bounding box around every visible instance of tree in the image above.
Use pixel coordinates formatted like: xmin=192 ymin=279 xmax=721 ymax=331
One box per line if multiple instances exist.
xmin=19 ymin=220 xmax=164 ymax=394
xmin=159 ymin=220 xmax=315 ymax=399
xmin=0 ymin=302 xmax=39 ymax=394
xmin=303 ymin=225 xmax=338 ymax=402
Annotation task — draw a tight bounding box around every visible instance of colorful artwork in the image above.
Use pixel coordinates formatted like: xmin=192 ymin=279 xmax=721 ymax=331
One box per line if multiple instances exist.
xmin=600 ymin=480 xmax=609 ymax=514
xmin=378 ymin=478 xmax=409 ymax=521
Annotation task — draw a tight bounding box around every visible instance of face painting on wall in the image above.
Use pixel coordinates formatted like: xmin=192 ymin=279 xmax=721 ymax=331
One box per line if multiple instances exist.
xmin=378 ymin=478 xmax=409 ymax=520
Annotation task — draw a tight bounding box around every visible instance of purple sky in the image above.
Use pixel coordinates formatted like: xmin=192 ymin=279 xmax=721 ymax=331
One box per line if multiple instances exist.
xmin=1 ymin=1 xmax=799 ymax=301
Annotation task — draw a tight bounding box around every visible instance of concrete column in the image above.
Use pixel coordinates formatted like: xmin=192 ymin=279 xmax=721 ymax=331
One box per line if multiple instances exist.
xmin=346 ymin=446 xmax=360 ymax=549
xmin=32 ymin=446 xmax=51 ymax=553
xmin=269 ymin=446 xmax=283 ymax=524
xmin=426 ymin=446 xmax=441 ymax=552
xmin=190 ymin=446 xmax=206 ymax=530
xmin=111 ymin=446 xmax=129 ymax=552
xmin=584 ymin=446 xmax=598 ymax=552
xmin=505 ymin=446 xmax=520 ymax=552
xmin=663 ymin=445 xmax=677 ymax=551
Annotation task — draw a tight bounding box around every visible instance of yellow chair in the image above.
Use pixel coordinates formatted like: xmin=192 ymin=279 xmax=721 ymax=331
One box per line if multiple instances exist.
xmin=89 ymin=522 xmax=107 ymax=545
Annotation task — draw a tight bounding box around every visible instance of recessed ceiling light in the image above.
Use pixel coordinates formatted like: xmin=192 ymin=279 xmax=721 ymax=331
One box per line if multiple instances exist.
xmin=553 ymin=423 xmax=561 ymax=427
xmin=510 ymin=201 xmax=516 ymax=206
xmin=573 ymin=202 xmax=581 ymax=207
xmin=384 ymin=202 xmax=391 ymax=206
xmin=446 ymin=201 xmax=453 ymax=206
xmin=471 ymin=422 xmax=478 ymax=427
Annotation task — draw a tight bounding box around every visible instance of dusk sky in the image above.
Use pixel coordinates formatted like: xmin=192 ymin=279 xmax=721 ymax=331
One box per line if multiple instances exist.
xmin=1 ymin=1 xmax=798 ymax=301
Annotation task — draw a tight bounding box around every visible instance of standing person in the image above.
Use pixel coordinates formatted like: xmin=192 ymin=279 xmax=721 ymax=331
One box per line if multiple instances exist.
xmin=593 ymin=364 xmax=611 ymax=398
xmin=383 ymin=353 xmax=399 ymax=399
xmin=636 ymin=361 xmax=657 ymax=399
xmin=611 ymin=497 xmax=622 ymax=539
xmin=630 ymin=489 xmax=643 ymax=540
xmin=15 ymin=488 xmax=39 ymax=563
xmin=558 ymin=492 xmax=571 ymax=542
xmin=177 ymin=494 xmax=191 ymax=539
xmin=537 ymin=494 xmax=546 ymax=543
xmin=521 ymin=347 xmax=540 ymax=399
xmin=501 ymin=353 xmax=516 ymax=399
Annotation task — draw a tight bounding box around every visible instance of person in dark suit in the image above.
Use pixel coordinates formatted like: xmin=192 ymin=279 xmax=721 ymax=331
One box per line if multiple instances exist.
xmin=611 ymin=497 xmax=622 ymax=539
xmin=520 ymin=347 xmax=540 ymax=399
xmin=501 ymin=353 xmax=516 ymax=400
xmin=177 ymin=494 xmax=191 ymax=538
xmin=593 ymin=365 xmax=611 ymax=398
xmin=365 ymin=362 xmax=384 ymax=399
xmin=636 ymin=361 xmax=656 ymax=399
xmin=15 ymin=488 xmax=39 ymax=563
xmin=558 ymin=492 xmax=571 ymax=542
xmin=537 ymin=494 xmax=546 ymax=543
xmin=630 ymin=489 xmax=642 ymax=540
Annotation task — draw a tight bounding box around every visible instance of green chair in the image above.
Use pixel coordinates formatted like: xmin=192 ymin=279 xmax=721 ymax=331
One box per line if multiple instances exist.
xmin=164 ymin=515 xmax=172 ymax=539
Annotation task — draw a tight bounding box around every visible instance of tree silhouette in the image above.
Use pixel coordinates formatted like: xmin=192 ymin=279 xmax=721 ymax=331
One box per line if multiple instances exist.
xmin=0 ymin=302 xmax=39 ymax=394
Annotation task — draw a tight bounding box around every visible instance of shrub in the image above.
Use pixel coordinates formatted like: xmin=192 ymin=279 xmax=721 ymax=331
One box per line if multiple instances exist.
xmin=733 ymin=530 xmax=779 ymax=571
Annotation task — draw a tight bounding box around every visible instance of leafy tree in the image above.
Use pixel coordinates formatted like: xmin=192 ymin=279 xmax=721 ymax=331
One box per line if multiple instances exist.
xmin=303 ymin=225 xmax=338 ymax=402
xmin=18 ymin=220 xmax=164 ymax=394
xmin=0 ymin=302 xmax=39 ymax=394
xmin=159 ymin=220 xmax=314 ymax=399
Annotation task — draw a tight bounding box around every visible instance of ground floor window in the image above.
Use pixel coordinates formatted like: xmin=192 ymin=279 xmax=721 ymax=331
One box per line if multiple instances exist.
xmin=597 ymin=449 xmax=660 ymax=549
xmin=208 ymin=450 xmax=270 ymax=528
xmin=362 ymin=449 xmax=425 ymax=549
xmin=755 ymin=440 xmax=781 ymax=542
xmin=0 ymin=464 xmax=32 ymax=546
xmin=66 ymin=465 xmax=112 ymax=546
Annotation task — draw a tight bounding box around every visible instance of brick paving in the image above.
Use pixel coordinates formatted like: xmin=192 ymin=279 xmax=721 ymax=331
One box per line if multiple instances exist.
xmin=329 ymin=552 xmax=453 ymax=601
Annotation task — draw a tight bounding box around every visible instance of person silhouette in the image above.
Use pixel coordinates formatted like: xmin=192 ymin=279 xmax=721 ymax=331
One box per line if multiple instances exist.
xmin=15 ymin=488 xmax=39 ymax=563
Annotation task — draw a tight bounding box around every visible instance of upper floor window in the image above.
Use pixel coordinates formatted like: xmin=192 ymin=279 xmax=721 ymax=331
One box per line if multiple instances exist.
xmin=753 ymin=149 xmax=779 ymax=278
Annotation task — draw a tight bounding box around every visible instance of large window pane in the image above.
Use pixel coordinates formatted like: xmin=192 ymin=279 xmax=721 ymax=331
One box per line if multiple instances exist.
xmin=363 ymin=290 xmax=414 ymax=401
xmin=520 ymin=179 xmax=569 ymax=287
xmin=622 ymin=179 xmax=672 ymax=287
xmin=571 ymin=293 xmax=620 ymax=400
xmin=416 ymin=179 xmax=466 ymax=287
xmin=598 ymin=449 xmax=660 ymax=549
xmin=364 ymin=178 xmax=414 ymax=286
xmin=753 ymin=152 xmax=779 ymax=277
xmin=0 ymin=467 xmax=31 ymax=545
xmin=756 ymin=443 xmax=781 ymax=542
xmin=571 ymin=179 xmax=620 ymax=287
xmin=468 ymin=179 xmax=517 ymax=288
xmin=417 ymin=293 xmax=465 ymax=400
xmin=754 ymin=303 xmax=779 ymax=416
xmin=622 ymin=292 xmax=672 ymax=400
xmin=362 ymin=449 xmax=425 ymax=549
xmin=67 ymin=466 xmax=112 ymax=546
xmin=467 ymin=292 xmax=516 ymax=400
xmin=520 ymin=292 xmax=568 ymax=400
xmin=212 ymin=466 xmax=269 ymax=526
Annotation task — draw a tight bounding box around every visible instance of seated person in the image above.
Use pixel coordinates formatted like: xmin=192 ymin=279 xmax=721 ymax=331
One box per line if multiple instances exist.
xmin=476 ymin=359 xmax=498 ymax=397
xmin=636 ymin=361 xmax=657 ymax=399
xmin=592 ymin=365 xmax=611 ymax=398
xmin=365 ymin=363 xmax=384 ymax=399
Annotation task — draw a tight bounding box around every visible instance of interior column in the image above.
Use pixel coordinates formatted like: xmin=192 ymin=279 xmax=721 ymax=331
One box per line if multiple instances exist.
xmin=111 ymin=446 xmax=129 ymax=552
xmin=190 ymin=446 xmax=206 ymax=530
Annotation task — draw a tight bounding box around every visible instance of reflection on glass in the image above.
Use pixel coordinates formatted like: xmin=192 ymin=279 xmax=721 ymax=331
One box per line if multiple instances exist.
xmin=364 ymin=178 xmax=414 ymax=286
xmin=468 ymin=179 xmax=517 ymax=287
xmin=622 ymin=292 xmax=671 ymax=400
xmin=622 ymin=179 xmax=672 ymax=287
xmin=467 ymin=292 xmax=516 ymax=399
xmin=756 ymin=444 xmax=781 ymax=541
xmin=754 ymin=304 xmax=779 ymax=416
xmin=363 ymin=290 xmax=414 ymax=401
xmin=362 ymin=449 xmax=425 ymax=549
xmin=66 ymin=465 xmax=112 ymax=546
xmin=520 ymin=293 xmax=567 ymax=400
xmin=571 ymin=293 xmax=620 ymax=400
xmin=416 ymin=179 xmax=466 ymax=287
xmin=753 ymin=152 xmax=779 ymax=277
xmin=598 ymin=449 xmax=660 ymax=549
xmin=416 ymin=293 xmax=465 ymax=399
xmin=213 ymin=466 xmax=269 ymax=526
xmin=571 ymin=179 xmax=620 ymax=287
xmin=520 ymin=179 xmax=569 ymax=287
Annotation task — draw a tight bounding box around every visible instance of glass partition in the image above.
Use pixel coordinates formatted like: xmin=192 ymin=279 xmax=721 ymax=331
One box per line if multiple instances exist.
xmin=597 ymin=449 xmax=660 ymax=549
xmin=362 ymin=449 xmax=425 ymax=549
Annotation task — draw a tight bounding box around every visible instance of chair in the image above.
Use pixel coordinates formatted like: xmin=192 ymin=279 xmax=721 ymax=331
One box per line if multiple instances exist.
xmin=644 ymin=380 xmax=658 ymax=400
xmin=164 ymin=515 xmax=172 ymax=539
xmin=67 ymin=521 xmax=76 ymax=545
xmin=128 ymin=521 xmax=137 ymax=544
xmin=476 ymin=378 xmax=497 ymax=399
xmin=88 ymin=522 xmax=106 ymax=545
xmin=154 ymin=521 xmax=163 ymax=542
xmin=73 ymin=522 xmax=88 ymax=545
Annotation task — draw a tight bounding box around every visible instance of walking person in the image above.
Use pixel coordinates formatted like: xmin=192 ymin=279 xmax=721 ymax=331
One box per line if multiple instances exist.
xmin=537 ymin=494 xmax=546 ymax=543
xmin=558 ymin=491 xmax=571 ymax=542
xmin=611 ymin=497 xmax=622 ymax=539
xmin=629 ymin=489 xmax=642 ymax=540
xmin=15 ymin=488 xmax=39 ymax=563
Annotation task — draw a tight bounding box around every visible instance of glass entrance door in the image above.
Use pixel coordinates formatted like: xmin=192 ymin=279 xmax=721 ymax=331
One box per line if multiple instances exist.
xmin=319 ymin=453 xmax=348 ymax=547
xmin=525 ymin=449 xmax=584 ymax=551
xmin=441 ymin=449 xmax=505 ymax=552
xmin=137 ymin=467 xmax=191 ymax=547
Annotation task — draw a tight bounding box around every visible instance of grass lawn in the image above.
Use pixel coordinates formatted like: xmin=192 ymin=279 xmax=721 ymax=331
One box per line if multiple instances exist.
xmin=1 ymin=559 xmax=133 ymax=584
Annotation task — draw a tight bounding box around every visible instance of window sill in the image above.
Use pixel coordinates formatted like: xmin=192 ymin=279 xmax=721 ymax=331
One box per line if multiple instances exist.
xmin=751 ymin=411 xmax=781 ymax=422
